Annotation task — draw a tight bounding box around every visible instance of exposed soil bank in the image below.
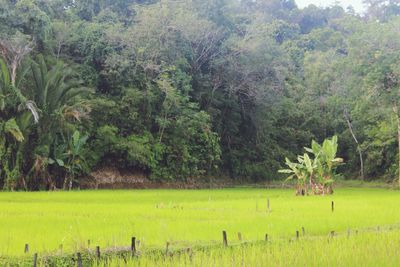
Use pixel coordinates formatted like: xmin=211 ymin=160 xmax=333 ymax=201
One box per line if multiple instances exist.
xmin=80 ymin=167 xmax=395 ymax=190
xmin=80 ymin=167 xmax=241 ymax=189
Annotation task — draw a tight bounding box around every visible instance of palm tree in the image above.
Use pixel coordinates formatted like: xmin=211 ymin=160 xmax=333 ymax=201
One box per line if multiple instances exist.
xmin=0 ymin=46 xmax=91 ymax=190
xmin=27 ymin=55 xmax=92 ymax=189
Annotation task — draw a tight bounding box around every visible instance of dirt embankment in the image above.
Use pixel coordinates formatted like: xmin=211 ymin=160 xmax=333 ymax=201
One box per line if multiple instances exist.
xmin=80 ymin=167 xmax=236 ymax=189
xmin=80 ymin=168 xmax=393 ymax=190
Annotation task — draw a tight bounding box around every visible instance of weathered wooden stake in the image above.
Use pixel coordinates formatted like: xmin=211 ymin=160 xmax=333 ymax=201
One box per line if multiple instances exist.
xmin=331 ymin=201 xmax=334 ymax=212
xmin=265 ymin=234 xmax=268 ymax=241
xmin=238 ymin=232 xmax=242 ymax=241
xmin=165 ymin=242 xmax=170 ymax=255
xmin=131 ymin=237 xmax=136 ymax=254
xmin=77 ymin=252 xmax=83 ymax=267
xmin=222 ymin=231 xmax=228 ymax=247
xmin=296 ymin=230 xmax=299 ymax=240
xmin=24 ymin=244 xmax=29 ymax=253
xmin=330 ymin=231 xmax=335 ymax=238
xmin=267 ymin=198 xmax=270 ymax=212
xmin=187 ymin=247 xmax=193 ymax=262
xmin=87 ymin=239 xmax=91 ymax=248
xmin=96 ymin=246 xmax=100 ymax=259
xmin=302 ymin=227 xmax=305 ymax=235
xmin=33 ymin=253 xmax=38 ymax=267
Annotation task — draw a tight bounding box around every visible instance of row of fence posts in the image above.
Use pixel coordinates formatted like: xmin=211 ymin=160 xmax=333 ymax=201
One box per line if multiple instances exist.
xmin=223 ymin=227 xmax=339 ymax=248
xmin=24 ymin=200 xmax=336 ymax=266
xmin=259 ymin=199 xmax=334 ymax=212
xmin=24 ymin=238 xmax=132 ymax=267
xmin=25 ymin=227 xmax=341 ymax=267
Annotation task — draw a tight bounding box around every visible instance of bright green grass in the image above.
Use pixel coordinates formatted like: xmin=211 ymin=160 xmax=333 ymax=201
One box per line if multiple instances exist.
xmin=99 ymin=230 xmax=400 ymax=267
xmin=0 ymin=188 xmax=399 ymax=258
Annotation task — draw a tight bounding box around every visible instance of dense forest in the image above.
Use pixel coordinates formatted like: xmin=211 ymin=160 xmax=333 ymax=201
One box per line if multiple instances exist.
xmin=1 ymin=0 xmax=400 ymax=190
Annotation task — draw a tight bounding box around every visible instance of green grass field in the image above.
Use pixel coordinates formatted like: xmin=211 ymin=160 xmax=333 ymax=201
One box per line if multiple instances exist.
xmin=99 ymin=230 xmax=400 ymax=267
xmin=0 ymin=187 xmax=399 ymax=265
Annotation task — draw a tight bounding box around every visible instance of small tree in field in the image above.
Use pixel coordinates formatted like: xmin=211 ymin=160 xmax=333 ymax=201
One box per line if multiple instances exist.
xmin=279 ymin=136 xmax=343 ymax=195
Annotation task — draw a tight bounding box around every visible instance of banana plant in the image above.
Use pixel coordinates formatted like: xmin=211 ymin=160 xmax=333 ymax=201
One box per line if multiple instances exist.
xmin=279 ymin=156 xmax=309 ymax=195
xmin=306 ymin=136 xmax=343 ymax=193
xmin=321 ymin=136 xmax=343 ymax=173
xmin=47 ymin=130 xmax=89 ymax=190
xmin=320 ymin=136 xmax=343 ymax=193
xmin=281 ymin=136 xmax=343 ymax=196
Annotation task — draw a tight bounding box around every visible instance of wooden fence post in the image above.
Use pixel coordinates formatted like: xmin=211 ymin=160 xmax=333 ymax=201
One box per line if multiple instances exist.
xmin=267 ymin=198 xmax=270 ymax=212
xmin=131 ymin=237 xmax=136 ymax=254
xmin=165 ymin=242 xmax=170 ymax=256
xmin=33 ymin=253 xmax=38 ymax=267
xmin=24 ymin=244 xmax=29 ymax=253
xmin=302 ymin=227 xmax=305 ymax=235
xmin=96 ymin=246 xmax=100 ymax=259
xmin=238 ymin=232 xmax=242 ymax=241
xmin=296 ymin=230 xmax=299 ymax=240
xmin=265 ymin=234 xmax=268 ymax=241
xmin=187 ymin=247 xmax=193 ymax=262
xmin=222 ymin=231 xmax=228 ymax=247
xmin=77 ymin=252 xmax=82 ymax=267
xmin=331 ymin=201 xmax=334 ymax=212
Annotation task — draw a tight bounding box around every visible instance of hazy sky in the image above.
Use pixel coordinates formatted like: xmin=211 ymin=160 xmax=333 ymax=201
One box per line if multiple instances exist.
xmin=296 ymin=0 xmax=365 ymax=13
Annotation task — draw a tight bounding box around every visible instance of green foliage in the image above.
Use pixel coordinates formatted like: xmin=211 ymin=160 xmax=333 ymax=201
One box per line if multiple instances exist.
xmin=280 ymin=136 xmax=343 ymax=195
xmin=3 ymin=118 xmax=24 ymax=142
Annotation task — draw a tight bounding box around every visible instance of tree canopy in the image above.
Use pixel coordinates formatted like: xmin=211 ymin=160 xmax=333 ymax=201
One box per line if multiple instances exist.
xmin=1 ymin=0 xmax=400 ymax=190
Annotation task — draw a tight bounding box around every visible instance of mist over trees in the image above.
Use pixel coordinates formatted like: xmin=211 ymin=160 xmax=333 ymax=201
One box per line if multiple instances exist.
xmin=1 ymin=0 xmax=400 ymax=190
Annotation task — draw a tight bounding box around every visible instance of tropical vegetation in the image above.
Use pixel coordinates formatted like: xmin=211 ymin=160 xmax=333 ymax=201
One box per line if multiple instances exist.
xmin=279 ymin=136 xmax=343 ymax=195
xmin=1 ymin=0 xmax=400 ymax=189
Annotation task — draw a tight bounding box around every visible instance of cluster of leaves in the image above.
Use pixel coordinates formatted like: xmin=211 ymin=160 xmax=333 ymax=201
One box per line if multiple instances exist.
xmin=279 ymin=136 xmax=343 ymax=195
xmin=2 ymin=0 xmax=400 ymax=190
xmin=0 ymin=45 xmax=91 ymax=190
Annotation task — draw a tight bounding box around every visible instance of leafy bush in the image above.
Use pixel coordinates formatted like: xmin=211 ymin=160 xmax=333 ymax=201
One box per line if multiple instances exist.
xmin=279 ymin=136 xmax=343 ymax=195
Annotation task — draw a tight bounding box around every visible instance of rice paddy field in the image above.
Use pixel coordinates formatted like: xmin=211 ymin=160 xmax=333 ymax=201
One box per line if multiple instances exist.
xmin=0 ymin=187 xmax=399 ymax=266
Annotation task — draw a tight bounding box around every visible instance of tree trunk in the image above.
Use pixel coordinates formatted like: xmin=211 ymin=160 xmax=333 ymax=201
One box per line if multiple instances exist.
xmin=11 ymin=61 xmax=17 ymax=87
xmin=344 ymin=109 xmax=364 ymax=180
